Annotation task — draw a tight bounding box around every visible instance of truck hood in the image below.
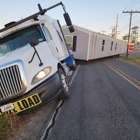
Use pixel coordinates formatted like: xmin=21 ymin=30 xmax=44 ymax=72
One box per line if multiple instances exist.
xmin=0 ymin=45 xmax=33 ymax=66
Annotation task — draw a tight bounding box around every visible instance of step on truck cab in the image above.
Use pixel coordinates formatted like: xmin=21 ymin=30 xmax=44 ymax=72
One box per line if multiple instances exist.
xmin=0 ymin=2 xmax=76 ymax=116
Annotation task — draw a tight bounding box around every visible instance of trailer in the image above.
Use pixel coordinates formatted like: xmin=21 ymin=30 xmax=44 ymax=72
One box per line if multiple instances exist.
xmin=62 ymin=24 xmax=127 ymax=60
xmin=0 ymin=2 xmax=75 ymax=116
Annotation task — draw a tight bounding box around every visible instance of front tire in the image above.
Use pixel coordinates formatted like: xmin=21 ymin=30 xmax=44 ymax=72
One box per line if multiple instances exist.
xmin=58 ymin=68 xmax=70 ymax=99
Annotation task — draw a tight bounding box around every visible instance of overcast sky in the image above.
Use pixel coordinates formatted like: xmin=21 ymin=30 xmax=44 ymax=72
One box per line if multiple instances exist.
xmin=0 ymin=0 xmax=140 ymax=40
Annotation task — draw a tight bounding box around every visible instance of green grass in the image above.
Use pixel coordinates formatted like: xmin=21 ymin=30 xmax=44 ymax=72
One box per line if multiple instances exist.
xmin=0 ymin=116 xmax=9 ymax=140
xmin=121 ymin=57 xmax=140 ymax=66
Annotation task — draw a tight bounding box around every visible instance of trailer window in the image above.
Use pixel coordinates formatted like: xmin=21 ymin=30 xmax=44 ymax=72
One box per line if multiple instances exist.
xmin=111 ymin=41 xmax=113 ymax=51
xmin=0 ymin=25 xmax=45 ymax=56
xmin=72 ymin=36 xmax=77 ymax=51
xmin=102 ymin=40 xmax=105 ymax=51
xmin=115 ymin=42 xmax=117 ymax=50
xmin=102 ymin=40 xmax=105 ymax=45
xmin=102 ymin=46 xmax=104 ymax=51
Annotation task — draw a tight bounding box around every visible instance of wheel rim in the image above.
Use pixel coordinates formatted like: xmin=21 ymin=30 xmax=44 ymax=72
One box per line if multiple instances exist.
xmin=61 ymin=74 xmax=69 ymax=92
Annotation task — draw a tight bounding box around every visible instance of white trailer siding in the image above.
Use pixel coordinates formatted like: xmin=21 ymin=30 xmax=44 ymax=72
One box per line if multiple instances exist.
xmin=75 ymin=29 xmax=89 ymax=60
xmin=88 ymin=32 xmax=97 ymax=60
xmin=63 ymin=26 xmax=89 ymax=60
xmin=94 ymin=35 xmax=122 ymax=59
xmin=62 ymin=24 xmax=127 ymax=61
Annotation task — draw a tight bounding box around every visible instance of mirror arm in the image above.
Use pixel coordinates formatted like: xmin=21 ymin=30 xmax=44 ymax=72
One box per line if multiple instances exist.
xmin=28 ymin=52 xmax=36 ymax=64
xmin=62 ymin=5 xmax=66 ymax=13
xmin=28 ymin=47 xmax=43 ymax=66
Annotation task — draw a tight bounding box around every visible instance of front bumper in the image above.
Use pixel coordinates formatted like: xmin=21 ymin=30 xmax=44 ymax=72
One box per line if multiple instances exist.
xmin=0 ymin=72 xmax=62 ymax=115
xmin=27 ymin=72 xmax=61 ymax=104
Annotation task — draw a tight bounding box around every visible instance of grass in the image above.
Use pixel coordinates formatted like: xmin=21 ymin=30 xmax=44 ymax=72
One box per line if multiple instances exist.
xmin=0 ymin=110 xmax=38 ymax=140
xmin=0 ymin=115 xmax=9 ymax=140
xmin=121 ymin=57 xmax=140 ymax=66
xmin=0 ymin=114 xmax=21 ymax=140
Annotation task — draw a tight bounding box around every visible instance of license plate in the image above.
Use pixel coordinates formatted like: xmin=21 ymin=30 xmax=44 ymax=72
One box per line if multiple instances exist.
xmin=0 ymin=93 xmax=42 ymax=116
xmin=0 ymin=103 xmax=14 ymax=112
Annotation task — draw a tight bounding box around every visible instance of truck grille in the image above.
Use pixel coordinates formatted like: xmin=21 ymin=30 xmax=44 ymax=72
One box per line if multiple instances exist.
xmin=0 ymin=65 xmax=23 ymax=100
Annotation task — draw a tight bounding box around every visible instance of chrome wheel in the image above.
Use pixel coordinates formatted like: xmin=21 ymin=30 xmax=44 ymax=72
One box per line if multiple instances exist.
xmin=61 ymin=73 xmax=69 ymax=92
xmin=58 ymin=68 xmax=70 ymax=99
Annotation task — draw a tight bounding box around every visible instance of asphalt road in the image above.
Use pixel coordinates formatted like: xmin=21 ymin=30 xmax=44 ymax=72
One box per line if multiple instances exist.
xmin=45 ymin=58 xmax=140 ymax=140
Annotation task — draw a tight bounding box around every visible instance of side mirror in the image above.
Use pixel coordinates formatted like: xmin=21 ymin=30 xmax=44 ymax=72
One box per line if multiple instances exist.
xmin=28 ymin=36 xmax=43 ymax=66
xmin=63 ymin=13 xmax=72 ymax=26
xmin=69 ymin=26 xmax=75 ymax=33
xmin=28 ymin=37 xmax=39 ymax=47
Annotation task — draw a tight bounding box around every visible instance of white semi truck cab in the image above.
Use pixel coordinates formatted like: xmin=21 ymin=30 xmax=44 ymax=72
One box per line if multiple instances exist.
xmin=0 ymin=2 xmax=75 ymax=116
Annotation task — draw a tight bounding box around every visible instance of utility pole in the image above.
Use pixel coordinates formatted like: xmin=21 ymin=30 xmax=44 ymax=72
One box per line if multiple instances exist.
xmin=122 ymin=10 xmax=140 ymax=57
xmin=115 ymin=14 xmax=118 ymax=38
xmin=110 ymin=26 xmax=115 ymax=37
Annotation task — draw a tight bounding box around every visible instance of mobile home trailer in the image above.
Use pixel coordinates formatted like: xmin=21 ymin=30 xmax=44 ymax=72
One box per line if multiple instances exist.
xmin=62 ymin=25 xmax=127 ymax=60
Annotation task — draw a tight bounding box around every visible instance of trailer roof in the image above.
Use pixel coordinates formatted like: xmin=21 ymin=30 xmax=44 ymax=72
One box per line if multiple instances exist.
xmin=62 ymin=24 xmax=124 ymax=41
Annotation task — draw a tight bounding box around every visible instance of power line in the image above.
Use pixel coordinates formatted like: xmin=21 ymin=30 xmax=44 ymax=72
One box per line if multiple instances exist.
xmin=124 ymin=0 xmax=136 ymax=10
xmin=120 ymin=26 xmax=129 ymax=32
xmin=128 ymin=0 xmax=140 ymax=9
xmin=119 ymin=0 xmax=137 ymax=25
xmin=75 ymin=17 xmax=116 ymax=24
xmin=119 ymin=8 xmax=140 ymax=32
xmin=119 ymin=23 xmax=129 ymax=31
xmin=119 ymin=19 xmax=140 ymax=33
xmin=119 ymin=0 xmax=140 ymax=32
xmin=131 ymin=7 xmax=140 ymax=19
xmin=122 ymin=10 xmax=140 ymax=57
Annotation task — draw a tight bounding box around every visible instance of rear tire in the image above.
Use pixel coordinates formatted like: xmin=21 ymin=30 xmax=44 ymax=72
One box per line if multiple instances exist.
xmin=58 ymin=68 xmax=70 ymax=99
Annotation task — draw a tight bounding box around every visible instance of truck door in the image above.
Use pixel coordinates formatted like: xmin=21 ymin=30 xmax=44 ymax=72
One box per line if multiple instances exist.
xmin=41 ymin=25 xmax=59 ymax=59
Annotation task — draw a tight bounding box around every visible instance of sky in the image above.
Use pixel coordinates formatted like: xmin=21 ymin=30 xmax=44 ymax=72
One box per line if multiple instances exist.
xmin=0 ymin=0 xmax=140 ymax=40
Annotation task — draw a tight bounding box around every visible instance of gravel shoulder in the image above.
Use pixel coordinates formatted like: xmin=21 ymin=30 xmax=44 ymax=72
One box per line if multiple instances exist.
xmin=9 ymin=99 xmax=59 ymax=140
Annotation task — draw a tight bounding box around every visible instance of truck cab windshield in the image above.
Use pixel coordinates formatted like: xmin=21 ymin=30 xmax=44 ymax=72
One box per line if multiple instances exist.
xmin=0 ymin=25 xmax=45 ymax=57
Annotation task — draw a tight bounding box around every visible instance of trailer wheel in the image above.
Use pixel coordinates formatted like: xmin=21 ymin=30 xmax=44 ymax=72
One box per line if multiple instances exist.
xmin=70 ymin=59 xmax=76 ymax=70
xmin=58 ymin=68 xmax=70 ymax=99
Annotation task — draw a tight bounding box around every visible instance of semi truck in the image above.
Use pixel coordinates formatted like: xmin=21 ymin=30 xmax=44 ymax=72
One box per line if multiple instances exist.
xmin=0 ymin=2 xmax=75 ymax=116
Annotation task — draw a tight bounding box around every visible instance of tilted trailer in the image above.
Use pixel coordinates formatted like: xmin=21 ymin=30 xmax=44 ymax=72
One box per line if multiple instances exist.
xmin=62 ymin=24 xmax=127 ymax=61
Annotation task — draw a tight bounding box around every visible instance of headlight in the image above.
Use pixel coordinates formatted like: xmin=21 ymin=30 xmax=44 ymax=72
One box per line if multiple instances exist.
xmin=31 ymin=67 xmax=51 ymax=85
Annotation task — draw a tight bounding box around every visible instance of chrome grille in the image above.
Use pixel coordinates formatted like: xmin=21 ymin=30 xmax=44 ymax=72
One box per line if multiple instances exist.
xmin=0 ymin=65 xmax=23 ymax=100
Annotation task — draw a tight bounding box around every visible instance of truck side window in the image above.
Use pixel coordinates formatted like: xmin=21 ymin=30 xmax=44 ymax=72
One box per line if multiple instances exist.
xmin=42 ymin=25 xmax=52 ymax=42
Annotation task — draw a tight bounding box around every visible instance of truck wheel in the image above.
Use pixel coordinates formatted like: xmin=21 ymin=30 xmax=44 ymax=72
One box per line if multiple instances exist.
xmin=71 ymin=59 xmax=76 ymax=70
xmin=58 ymin=68 xmax=70 ymax=99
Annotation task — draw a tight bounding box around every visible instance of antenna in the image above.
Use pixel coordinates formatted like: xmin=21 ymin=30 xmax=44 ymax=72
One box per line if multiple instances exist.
xmin=38 ymin=4 xmax=45 ymax=15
